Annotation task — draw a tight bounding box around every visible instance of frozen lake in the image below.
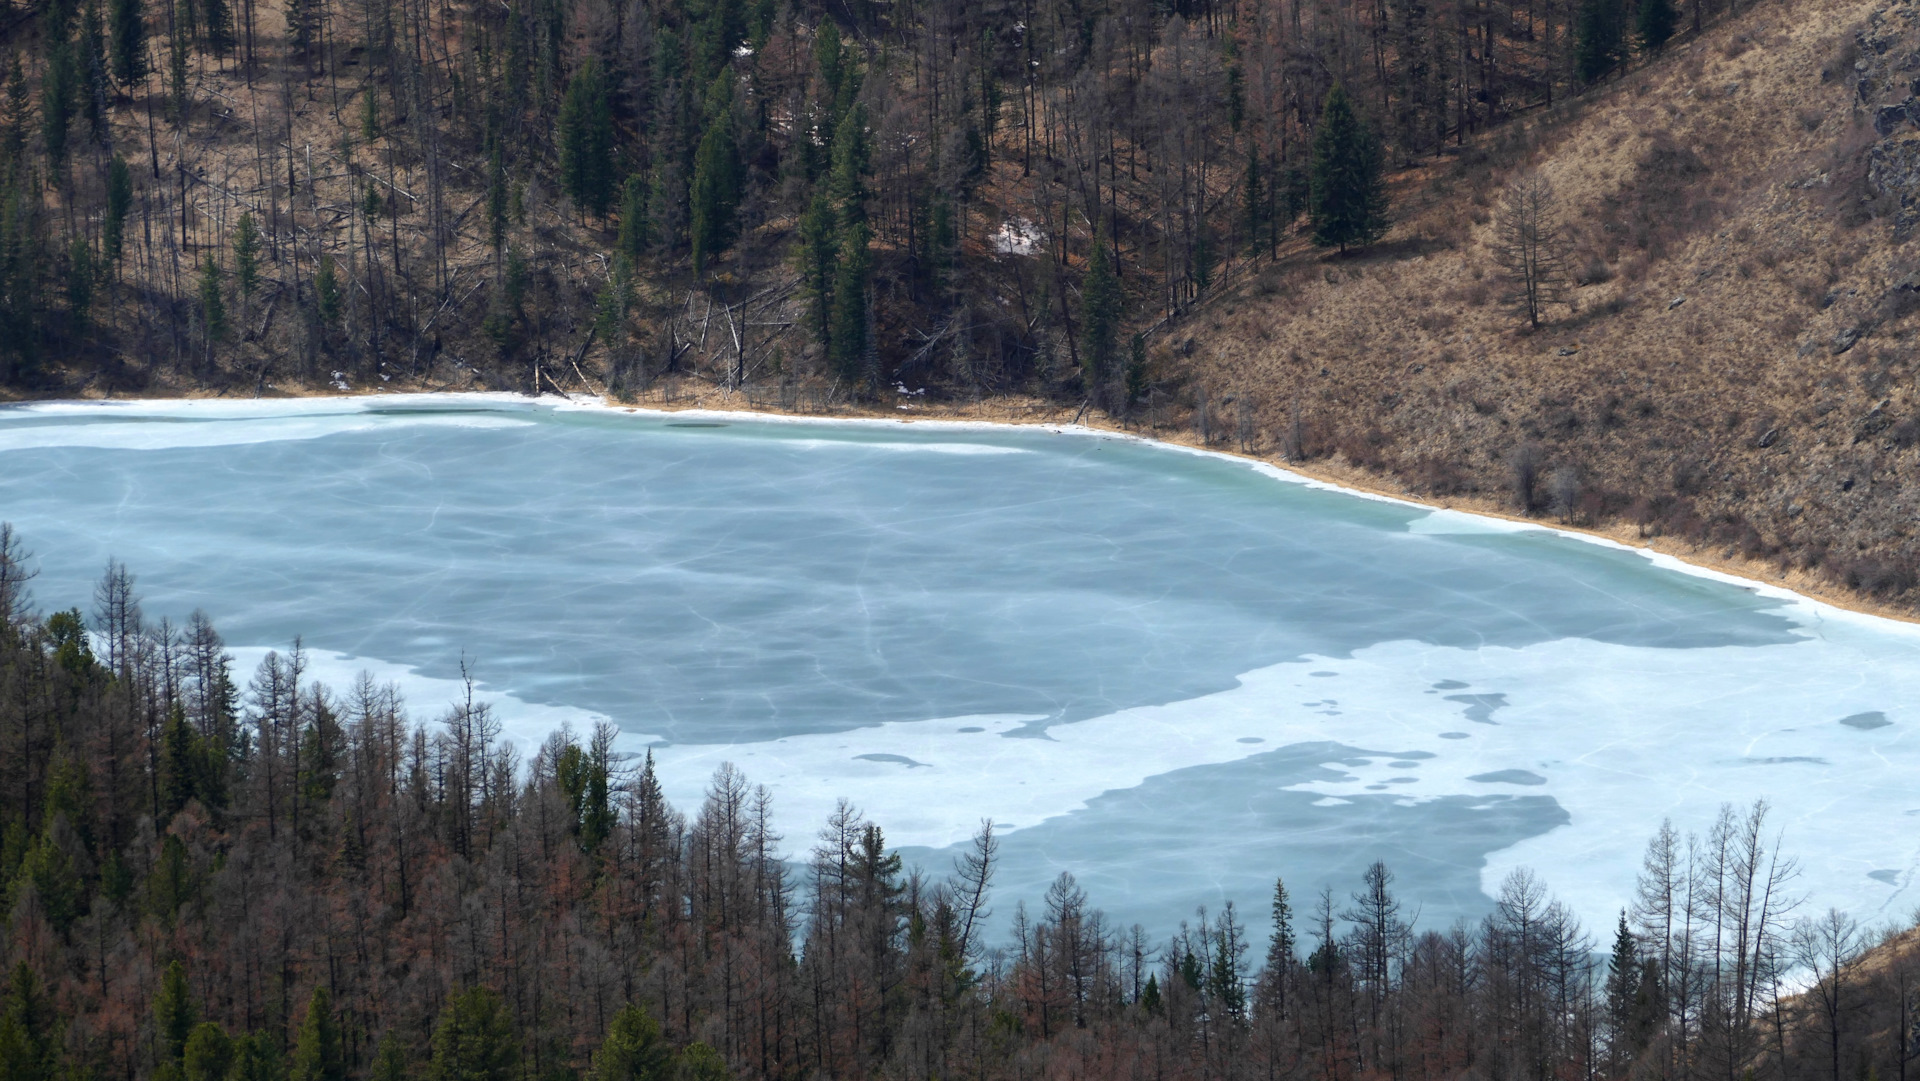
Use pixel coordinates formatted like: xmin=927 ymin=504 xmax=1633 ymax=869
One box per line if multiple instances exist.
xmin=4 ymin=394 xmax=1917 ymax=943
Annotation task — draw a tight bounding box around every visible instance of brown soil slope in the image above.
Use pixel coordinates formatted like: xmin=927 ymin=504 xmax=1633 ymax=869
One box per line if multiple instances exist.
xmin=1175 ymin=0 xmax=1920 ymax=609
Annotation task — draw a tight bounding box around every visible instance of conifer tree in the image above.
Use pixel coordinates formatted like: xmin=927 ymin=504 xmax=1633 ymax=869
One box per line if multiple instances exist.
xmin=290 ymin=986 xmax=344 ymax=1081
xmin=1308 ymin=85 xmax=1389 ymax=252
xmin=109 ymin=0 xmax=147 ymax=86
xmin=559 ymin=59 xmax=616 ymax=219
xmin=689 ymin=74 xmax=741 ymax=277
xmin=314 ymin=254 xmax=341 ymax=327
xmin=427 ymin=987 xmax=517 ymax=1081
xmin=1605 ymin=910 xmax=1641 ymax=1053
xmin=795 ymin=190 xmax=837 ymax=353
xmin=1637 ymin=0 xmax=1676 ymax=52
xmin=154 ymin=961 xmax=197 ymax=1065
xmin=181 ymin=1023 xmax=233 ymax=1081
xmin=617 ymin=174 xmax=649 ymax=264
xmin=828 ymin=219 xmax=870 ymax=386
xmin=1241 ymin=152 xmax=1267 ymax=256
xmin=1576 ymin=0 xmax=1625 ymax=83
xmin=1078 ymin=227 xmax=1120 ymax=396
xmin=232 ymin=213 xmax=260 ymax=303
xmin=588 ymin=1005 xmax=670 ymax=1081
xmin=104 ymin=156 xmax=131 ymax=264
xmin=198 ymin=255 xmax=225 ymax=343
xmin=204 ymin=0 xmax=233 ymax=60
xmin=41 ymin=45 xmax=77 ymax=178
xmin=828 ymin=104 xmax=870 ymax=229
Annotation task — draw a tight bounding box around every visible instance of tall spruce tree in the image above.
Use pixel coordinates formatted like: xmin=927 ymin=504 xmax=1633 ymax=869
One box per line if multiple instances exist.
xmin=109 ymin=0 xmax=147 ymax=86
xmin=1637 ymin=0 xmax=1677 ymax=51
xmin=795 ymin=190 xmax=837 ymax=354
xmin=828 ymin=219 xmax=870 ymax=386
xmin=689 ymin=74 xmax=741 ymax=277
xmin=1078 ymin=227 xmax=1120 ymax=397
xmin=289 ymin=987 xmax=344 ymax=1081
xmin=1576 ymin=0 xmax=1625 ymax=83
xmin=559 ymin=59 xmax=616 ymax=219
xmin=1308 ymin=85 xmax=1389 ymax=252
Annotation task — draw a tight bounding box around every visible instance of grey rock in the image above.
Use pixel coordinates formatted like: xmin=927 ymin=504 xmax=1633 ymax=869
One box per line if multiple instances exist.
xmin=1867 ymin=136 xmax=1920 ymax=237
xmin=1834 ymin=326 xmax=1862 ymax=354
xmin=1669 ymin=295 xmax=1686 ymax=310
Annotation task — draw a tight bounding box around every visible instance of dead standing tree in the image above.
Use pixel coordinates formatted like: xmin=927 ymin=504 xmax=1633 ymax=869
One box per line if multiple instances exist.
xmin=1492 ymin=174 xmax=1571 ymax=329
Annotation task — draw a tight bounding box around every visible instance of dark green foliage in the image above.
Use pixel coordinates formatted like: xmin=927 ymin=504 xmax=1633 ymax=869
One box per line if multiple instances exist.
xmin=1078 ymin=228 xmax=1120 ymax=392
xmin=428 ymin=987 xmax=517 ymax=1081
xmin=588 ymin=1005 xmax=670 ymax=1081
xmin=0 ymin=965 xmax=56 ymax=1081
xmin=559 ymin=60 xmax=617 ymax=219
xmin=104 ymin=156 xmax=131 ymax=264
xmin=486 ymin=135 xmax=508 ymax=254
xmin=828 ymin=105 xmax=869 ymax=228
xmin=1242 ymin=152 xmax=1266 ymax=256
xmin=1637 ymin=0 xmax=1677 ymax=52
xmin=232 ymin=214 xmax=260 ymax=300
xmin=674 ymin=1044 xmax=729 ymax=1081
xmin=109 ymin=0 xmax=147 ymax=86
xmin=1308 ymin=85 xmax=1389 ymax=252
xmin=555 ymin=733 xmax=614 ymax=854
xmin=285 ymin=0 xmax=315 ymax=58
xmin=690 ymin=75 xmax=741 ymax=276
xmin=696 ymin=0 xmax=745 ymax=84
xmin=181 ymin=1023 xmax=232 ymax=1081
xmin=360 ymin=91 xmax=379 ymax=143
xmin=314 ymin=254 xmax=341 ymax=327
xmin=290 ymin=987 xmax=344 ymax=1081
xmin=0 ymin=181 xmax=47 ymax=377
xmin=828 ymin=219 xmax=870 ymax=386
xmin=41 ymin=45 xmax=78 ymax=177
xmin=64 ymin=239 xmax=92 ymax=338
xmin=154 ymin=961 xmax=197 ymax=1064
xmin=1576 ymin=0 xmax=1625 ymax=84
xmin=617 ymin=174 xmax=649 ymax=264
xmin=204 ymin=0 xmax=234 ymax=60
xmin=198 ymin=256 xmax=225 ymax=342
xmin=369 ymin=1033 xmax=407 ymax=1081
xmin=795 ymin=190 xmax=836 ymax=353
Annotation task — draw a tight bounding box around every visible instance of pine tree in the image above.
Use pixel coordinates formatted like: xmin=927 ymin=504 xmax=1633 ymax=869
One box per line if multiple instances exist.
xmin=314 ymin=254 xmax=340 ymax=326
xmin=1077 ymin=227 xmax=1120 ymax=396
xmin=232 ymin=213 xmax=259 ymax=302
xmin=204 ymin=0 xmax=233 ymax=60
xmin=181 ymin=1023 xmax=233 ymax=1081
xmin=1242 ymin=152 xmax=1267 ymax=256
xmin=154 ymin=961 xmax=196 ymax=1064
xmin=795 ymin=190 xmax=837 ymax=354
xmin=559 ymin=59 xmax=616 ymax=219
xmin=828 ymin=219 xmax=870 ymax=386
xmin=1576 ymin=0 xmax=1625 ymax=84
xmin=289 ymin=987 xmax=344 ymax=1081
xmin=617 ymin=173 xmax=649 ymax=264
xmin=65 ymin=238 xmax=93 ymax=337
xmin=0 ymin=964 xmax=55 ymax=1081
xmin=41 ymin=44 xmax=78 ymax=177
xmin=1605 ymin=910 xmax=1641 ymax=1055
xmin=104 ymin=156 xmax=131 ymax=264
xmin=1308 ymin=85 xmax=1389 ymax=252
xmin=109 ymin=0 xmax=147 ymax=86
xmin=674 ymin=1044 xmax=728 ymax=1081
xmin=689 ymin=74 xmax=741 ymax=277
xmin=828 ymin=104 xmax=870 ymax=228
xmin=368 ymin=1033 xmax=407 ymax=1081
xmin=588 ymin=1005 xmax=670 ymax=1081
xmin=198 ymin=255 xmax=225 ymax=343
xmin=1636 ymin=0 xmax=1677 ymax=52
xmin=427 ymin=988 xmax=517 ymax=1081
xmin=486 ymin=137 xmax=508 ymax=255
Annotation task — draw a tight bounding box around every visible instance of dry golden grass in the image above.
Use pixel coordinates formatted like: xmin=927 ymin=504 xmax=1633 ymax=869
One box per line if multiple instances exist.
xmin=1165 ymin=0 xmax=1920 ymax=611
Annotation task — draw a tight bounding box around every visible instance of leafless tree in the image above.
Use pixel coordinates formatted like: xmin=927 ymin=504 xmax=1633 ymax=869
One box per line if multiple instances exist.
xmin=1492 ymin=174 xmax=1571 ymax=329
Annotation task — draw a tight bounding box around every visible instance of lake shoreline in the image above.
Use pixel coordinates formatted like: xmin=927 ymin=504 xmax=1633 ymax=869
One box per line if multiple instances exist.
xmin=12 ymin=384 xmax=1916 ymax=631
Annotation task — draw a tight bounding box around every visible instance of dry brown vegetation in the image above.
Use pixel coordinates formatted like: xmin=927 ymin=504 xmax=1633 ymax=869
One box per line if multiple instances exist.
xmin=1162 ymin=0 xmax=1920 ymax=613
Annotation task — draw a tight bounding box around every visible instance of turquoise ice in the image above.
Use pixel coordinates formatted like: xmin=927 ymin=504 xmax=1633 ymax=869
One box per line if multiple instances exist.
xmin=3 ymin=395 xmax=1915 ymax=941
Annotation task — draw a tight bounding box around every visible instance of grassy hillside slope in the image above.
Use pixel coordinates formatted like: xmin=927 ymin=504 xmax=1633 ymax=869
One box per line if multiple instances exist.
xmin=1176 ymin=0 xmax=1920 ymax=610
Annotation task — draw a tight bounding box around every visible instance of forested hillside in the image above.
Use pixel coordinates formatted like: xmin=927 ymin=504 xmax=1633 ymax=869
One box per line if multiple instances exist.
xmin=0 ymin=0 xmax=1696 ymax=408
xmin=0 ymin=530 xmax=1911 ymax=1081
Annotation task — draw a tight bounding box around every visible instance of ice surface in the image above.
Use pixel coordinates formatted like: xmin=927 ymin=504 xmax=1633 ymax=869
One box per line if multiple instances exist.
xmin=3 ymin=395 xmax=1917 ymax=944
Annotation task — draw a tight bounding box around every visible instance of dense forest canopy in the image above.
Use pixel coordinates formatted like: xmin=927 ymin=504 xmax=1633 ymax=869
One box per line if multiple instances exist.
xmin=0 ymin=0 xmax=1696 ymax=400
xmin=0 ymin=526 xmax=1913 ymax=1081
